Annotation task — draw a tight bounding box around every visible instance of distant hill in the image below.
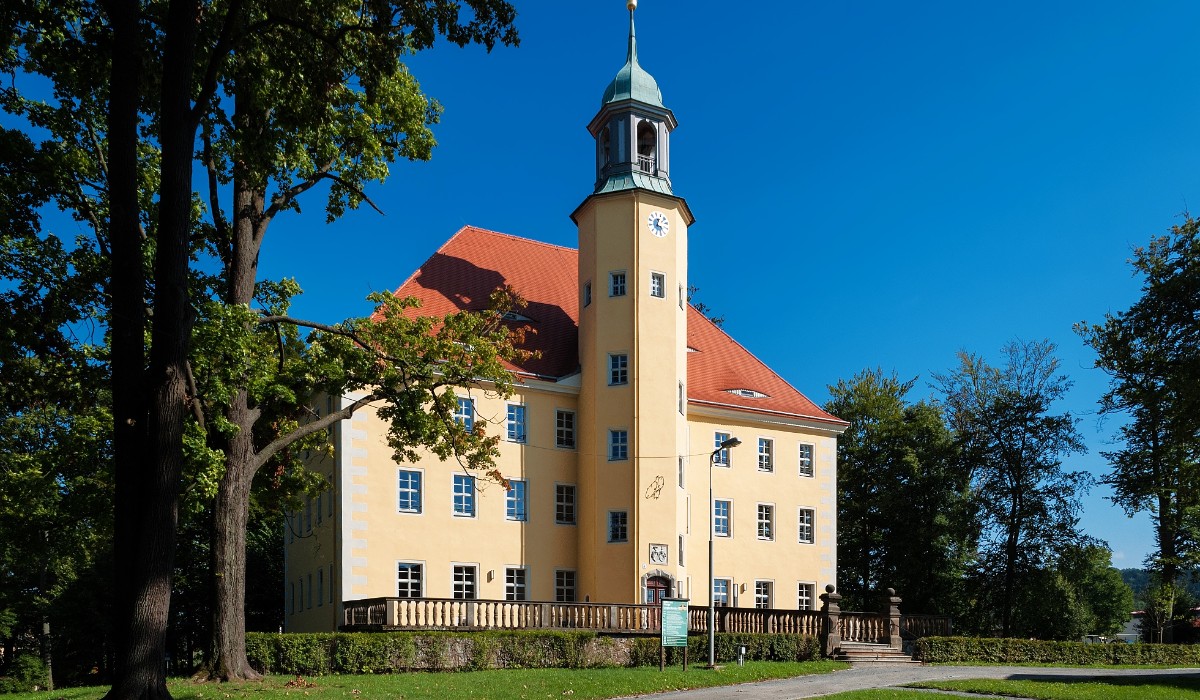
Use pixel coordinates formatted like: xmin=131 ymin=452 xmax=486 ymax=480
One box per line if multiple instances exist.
xmin=1121 ymin=568 xmax=1200 ymax=609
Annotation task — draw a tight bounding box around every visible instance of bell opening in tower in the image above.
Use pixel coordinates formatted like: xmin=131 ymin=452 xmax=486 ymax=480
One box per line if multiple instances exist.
xmin=636 ymin=120 xmax=656 ymax=174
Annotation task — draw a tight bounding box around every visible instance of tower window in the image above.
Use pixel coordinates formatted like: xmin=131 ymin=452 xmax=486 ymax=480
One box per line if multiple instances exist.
xmin=609 ymin=271 xmax=627 ymax=297
xmin=599 ymin=126 xmax=611 ymax=169
xmin=636 ymin=121 xmax=657 ymax=173
xmin=650 ymin=272 xmax=665 ymax=298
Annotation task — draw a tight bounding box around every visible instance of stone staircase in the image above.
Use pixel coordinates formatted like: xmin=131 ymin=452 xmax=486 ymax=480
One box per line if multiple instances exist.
xmin=834 ymin=642 xmax=920 ymax=664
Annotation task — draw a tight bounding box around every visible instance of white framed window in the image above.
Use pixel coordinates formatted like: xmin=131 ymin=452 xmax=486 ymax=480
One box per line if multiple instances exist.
xmin=507 ymin=404 xmax=527 ymax=443
xmin=798 ymin=443 xmax=814 ymax=477
xmin=505 ymin=567 xmax=527 ymax=601
xmin=609 ymin=271 xmax=627 ymax=297
xmin=650 ymin=271 xmax=665 ymax=298
xmin=556 ymin=410 xmax=576 ymax=449
xmin=678 ymin=381 xmax=685 ymax=414
xmin=454 ymin=397 xmax=474 ymax=431
xmin=609 ymin=353 xmax=628 ymax=385
xmin=609 ymin=429 xmax=628 ymax=461
xmin=798 ymin=508 xmax=815 ymax=544
xmin=757 ymin=503 xmax=775 ymax=541
xmin=677 ymin=455 xmax=685 ymax=488
xmin=452 ymin=564 xmax=477 ymax=599
xmin=453 ymin=474 xmax=476 ymax=517
xmin=714 ymin=499 xmax=731 ymax=537
xmin=506 ymin=479 xmax=528 ymax=521
xmin=798 ymin=582 xmax=816 ymax=611
xmin=678 ymin=283 xmax=685 ymax=310
xmin=758 ymin=438 xmax=774 ymax=472
xmin=713 ymin=432 xmax=731 ymax=467
xmin=678 ymin=534 xmax=685 ymax=565
xmin=397 ymin=562 xmax=423 ymax=598
xmin=584 ymin=281 xmax=592 ymax=307
xmin=608 ymin=510 xmax=628 ymax=542
xmin=755 ymin=580 xmax=773 ymax=609
xmin=398 ymin=469 xmax=422 ymax=513
xmin=555 ymin=483 xmax=576 ymax=524
xmin=555 ymin=570 xmax=577 ymax=602
xmin=713 ymin=578 xmax=731 ymax=606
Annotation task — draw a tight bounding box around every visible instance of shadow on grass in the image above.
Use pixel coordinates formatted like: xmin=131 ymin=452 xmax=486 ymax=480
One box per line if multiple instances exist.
xmin=1004 ymin=673 xmax=1200 ymax=693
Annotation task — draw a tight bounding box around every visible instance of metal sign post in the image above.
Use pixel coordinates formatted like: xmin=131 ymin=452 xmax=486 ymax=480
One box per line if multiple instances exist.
xmin=660 ymin=598 xmax=689 ymax=671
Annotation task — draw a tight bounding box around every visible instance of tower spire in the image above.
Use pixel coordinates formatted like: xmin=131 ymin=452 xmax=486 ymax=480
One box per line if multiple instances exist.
xmin=627 ymin=0 xmax=638 ymax=66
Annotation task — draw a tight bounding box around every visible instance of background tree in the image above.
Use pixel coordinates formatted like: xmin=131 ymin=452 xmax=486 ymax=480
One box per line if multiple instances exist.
xmin=935 ymin=339 xmax=1090 ymax=637
xmin=1077 ymin=215 xmax=1200 ymax=641
xmin=824 ymin=368 xmax=973 ymax=614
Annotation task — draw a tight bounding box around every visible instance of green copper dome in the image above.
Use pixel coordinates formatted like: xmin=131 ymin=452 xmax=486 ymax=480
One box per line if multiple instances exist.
xmin=601 ymin=11 xmax=664 ymax=108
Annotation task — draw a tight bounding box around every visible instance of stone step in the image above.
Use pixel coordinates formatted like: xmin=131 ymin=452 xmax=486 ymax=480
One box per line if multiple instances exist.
xmin=835 ymin=643 xmax=920 ymax=664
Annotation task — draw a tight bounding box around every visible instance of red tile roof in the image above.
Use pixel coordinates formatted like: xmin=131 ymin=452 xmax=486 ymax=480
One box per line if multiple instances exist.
xmin=393 ymin=226 xmax=845 ymax=426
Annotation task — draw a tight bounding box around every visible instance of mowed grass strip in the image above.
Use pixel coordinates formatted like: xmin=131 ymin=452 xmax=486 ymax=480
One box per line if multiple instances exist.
xmin=905 ymin=676 xmax=1200 ymax=700
xmin=6 ymin=661 xmax=847 ymax=700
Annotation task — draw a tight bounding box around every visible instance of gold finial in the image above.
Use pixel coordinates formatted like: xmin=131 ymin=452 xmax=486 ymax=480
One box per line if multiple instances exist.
xmin=627 ymin=0 xmax=637 ymax=10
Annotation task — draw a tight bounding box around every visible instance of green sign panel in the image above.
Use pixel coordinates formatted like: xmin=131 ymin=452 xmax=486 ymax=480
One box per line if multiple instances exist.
xmin=661 ymin=599 xmax=688 ymax=647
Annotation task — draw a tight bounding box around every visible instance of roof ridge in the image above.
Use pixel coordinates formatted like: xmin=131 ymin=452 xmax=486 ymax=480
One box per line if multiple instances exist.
xmin=459 ymin=225 xmax=578 ymax=254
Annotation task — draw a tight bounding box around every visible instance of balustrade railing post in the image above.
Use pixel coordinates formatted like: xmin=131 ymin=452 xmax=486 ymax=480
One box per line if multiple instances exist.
xmin=883 ymin=588 xmax=902 ymax=650
xmin=540 ymin=603 xmax=551 ymax=628
xmin=386 ymin=600 xmax=398 ymax=626
xmin=819 ymin=585 xmax=842 ymax=658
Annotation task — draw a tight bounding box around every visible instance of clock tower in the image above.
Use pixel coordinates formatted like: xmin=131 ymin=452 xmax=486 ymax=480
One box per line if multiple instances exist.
xmin=571 ymin=0 xmax=695 ymax=605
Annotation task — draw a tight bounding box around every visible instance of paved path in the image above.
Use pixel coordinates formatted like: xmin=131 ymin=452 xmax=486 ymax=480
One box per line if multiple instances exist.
xmin=639 ymin=664 xmax=1200 ymax=699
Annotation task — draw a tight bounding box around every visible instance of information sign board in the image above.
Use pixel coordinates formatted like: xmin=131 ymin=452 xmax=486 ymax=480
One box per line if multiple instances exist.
xmin=661 ymin=598 xmax=688 ymax=647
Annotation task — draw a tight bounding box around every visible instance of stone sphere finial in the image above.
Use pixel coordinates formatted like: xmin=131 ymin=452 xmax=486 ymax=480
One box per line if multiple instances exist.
xmin=886 ymin=587 xmax=896 ymax=596
xmin=825 ymin=584 xmax=835 ymax=593
xmin=627 ymin=0 xmax=637 ymax=10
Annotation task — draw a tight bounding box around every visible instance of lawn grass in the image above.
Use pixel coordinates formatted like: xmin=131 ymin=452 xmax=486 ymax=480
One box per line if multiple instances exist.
xmin=6 ymin=661 xmax=847 ymax=700
xmin=795 ymin=675 xmax=1200 ymax=700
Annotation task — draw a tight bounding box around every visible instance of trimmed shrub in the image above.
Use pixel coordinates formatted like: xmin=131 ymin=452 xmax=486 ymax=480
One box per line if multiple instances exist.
xmin=914 ymin=636 xmax=1200 ymax=665
xmin=0 ymin=655 xmax=51 ymax=693
xmin=246 ymin=631 xmax=821 ymax=674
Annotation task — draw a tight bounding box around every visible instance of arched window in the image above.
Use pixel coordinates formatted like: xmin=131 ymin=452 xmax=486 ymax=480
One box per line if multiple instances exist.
xmin=636 ymin=121 xmax=656 ymax=173
xmin=599 ymin=126 xmax=611 ymax=170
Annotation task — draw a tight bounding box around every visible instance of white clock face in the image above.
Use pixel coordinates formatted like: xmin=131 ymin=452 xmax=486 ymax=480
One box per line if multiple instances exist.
xmin=649 ymin=544 xmax=668 ymax=564
xmin=648 ymin=211 xmax=669 ymax=238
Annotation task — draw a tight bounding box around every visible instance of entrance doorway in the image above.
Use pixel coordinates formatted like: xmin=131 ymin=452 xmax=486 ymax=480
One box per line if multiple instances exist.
xmin=646 ymin=575 xmax=670 ymax=605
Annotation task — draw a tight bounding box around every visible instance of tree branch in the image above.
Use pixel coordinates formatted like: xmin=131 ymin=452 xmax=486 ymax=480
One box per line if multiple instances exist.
xmin=202 ymin=124 xmax=231 ymax=269
xmin=250 ymin=393 xmax=378 ymax=472
xmin=184 ymin=360 xmax=207 ymax=430
xmin=190 ymin=0 xmax=245 ymax=127
xmin=262 ymin=160 xmax=334 ymax=221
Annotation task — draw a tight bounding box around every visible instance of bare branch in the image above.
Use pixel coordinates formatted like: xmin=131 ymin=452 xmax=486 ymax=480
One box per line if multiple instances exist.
xmin=201 ymin=124 xmax=231 ymax=269
xmin=314 ymin=172 xmax=386 ymax=216
xmin=190 ymin=0 xmax=245 ymax=127
xmin=184 ymin=360 xmax=207 ymax=430
xmin=262 ymin=159 xmax=334 ymax=221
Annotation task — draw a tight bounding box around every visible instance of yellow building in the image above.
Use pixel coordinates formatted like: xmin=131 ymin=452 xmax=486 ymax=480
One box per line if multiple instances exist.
xmin=284 ymin=4 xmax=847 ymax=633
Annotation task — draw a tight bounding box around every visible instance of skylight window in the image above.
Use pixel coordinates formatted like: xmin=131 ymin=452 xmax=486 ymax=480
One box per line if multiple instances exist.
xmin=726 ymin=388 xmax=769 ymax=399
xmin=502 ymin=311 xmax=533 ymax=322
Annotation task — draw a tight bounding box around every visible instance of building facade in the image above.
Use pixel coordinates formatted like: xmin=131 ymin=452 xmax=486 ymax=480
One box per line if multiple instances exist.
xmin=284 ymin=5 xmax=847 ymax=633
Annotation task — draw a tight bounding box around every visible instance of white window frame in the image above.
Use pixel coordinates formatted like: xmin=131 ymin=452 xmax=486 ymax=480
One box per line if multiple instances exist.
xmin=798 ymin=443 xmax=815 ymax=477
xmin=758 ymin=437 xmax=774 ymax=472
xmin=677 ymin=455 xmax=685 ymax=489
xmin=798 ymin=507 xmax=815 ymax=544
xmin=608 ymin=510 xmax=629 ymax=543
xmin=397 ymin=560 xmax=424 ymax=598
xmin=505 ymin=566 xmax=528 ymax=601
xmin=556 ymin=409 xmax=576 ymax=449
xmin=397 ymin=468 xmax=423 ymax=514
xmin=678 ymin=534 xmax=685 ymax=565
xmin=650 ymin=271 xmax=666 ymax=298
xmin=714 ymin=499 xmax=732 ymax=537
xmin=609 ymin=271 xmax=627 ymax=297
xmin=608 ymin=353 xmax=629 ymax=385
xmin=555 ymin=569 xmax=577 ymax=602
xmin=555 ymin=482 xmax=576 ymax=525
xmin=678 ymin=381 xmax=685 ymax=415
xmin=678 ymin=283 xmax=685 ymax=310
xmin=798 ymin=581 xmax=816 ymax=611
xmin=713 ymin=432 xmax=731 ymax=467
xmin=755 ymin=580 xmax=773 ymax=609
xmin=757 ymin=502 xmax=775 ymax=541
xmin=506 ymin=479 xmax=528 ymax=522
xmin=454 ymin=397 xmax=474 ymax=431
xmin=609 ymin=429 xmax=629 ymax=461
xmin=451 ymin=563 xmax=478 ymax=600
xmin=453 ymin=473 xmax=476 ymax=518
xmin=506 ymin=403 xmax=527 ymax=443
xmin=713 ymin=577 xmax=732 ymax=607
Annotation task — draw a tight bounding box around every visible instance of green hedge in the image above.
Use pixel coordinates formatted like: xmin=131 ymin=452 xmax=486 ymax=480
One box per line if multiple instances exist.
xmin=914 ymin=636 xmax=1200 ymax=665
xmin=246 ymin=631 xmax=820 ymax=675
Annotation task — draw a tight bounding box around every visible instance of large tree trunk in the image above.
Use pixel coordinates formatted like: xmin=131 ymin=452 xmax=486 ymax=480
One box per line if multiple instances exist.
xmin=201 ymin=168 xmax=268 ymax=682
xmin=106 ymin=1 xmax=199 ymax=697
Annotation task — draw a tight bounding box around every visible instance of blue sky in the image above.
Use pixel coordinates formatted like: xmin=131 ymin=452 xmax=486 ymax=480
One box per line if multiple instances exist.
xmin=260 ymin=0 xmax=1200 ymax=569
